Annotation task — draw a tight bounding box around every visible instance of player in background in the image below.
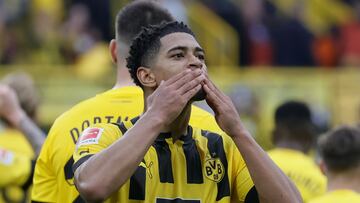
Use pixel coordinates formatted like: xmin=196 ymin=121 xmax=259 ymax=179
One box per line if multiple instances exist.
xmin=0 ymin=72 xmax=45 ymax=203
xmin=309 ymin=125 xmax=360 ymax=203
xmin=32 ymin=1 xmax=222 ymax=203
xmin=268 ymin=101 xmax=326 ymax=202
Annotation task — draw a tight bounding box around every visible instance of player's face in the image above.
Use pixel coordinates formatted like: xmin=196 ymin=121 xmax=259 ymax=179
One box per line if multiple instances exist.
xmin=151 ymin=32 xmax=207 ymax=101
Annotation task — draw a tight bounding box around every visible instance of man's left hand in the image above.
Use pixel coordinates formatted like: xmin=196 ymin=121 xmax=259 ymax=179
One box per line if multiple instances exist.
xmin=203 ymin=78 xmax=247 ymax=137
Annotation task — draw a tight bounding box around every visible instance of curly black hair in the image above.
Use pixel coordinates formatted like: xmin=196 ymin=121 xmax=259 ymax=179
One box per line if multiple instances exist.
xmin=126 ymin=21 xmax=195 ymax=87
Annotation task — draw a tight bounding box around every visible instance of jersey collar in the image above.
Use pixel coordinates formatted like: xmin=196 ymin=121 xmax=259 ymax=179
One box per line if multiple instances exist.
xmin=155 ymin=126 xmax=193 ymax=145
xmin=130 ymin=116 xmax=193 ymax=145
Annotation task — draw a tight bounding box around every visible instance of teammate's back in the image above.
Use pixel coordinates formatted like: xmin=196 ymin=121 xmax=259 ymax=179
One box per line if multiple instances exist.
xmin=268 ymin=101 xmax=326 ymax=202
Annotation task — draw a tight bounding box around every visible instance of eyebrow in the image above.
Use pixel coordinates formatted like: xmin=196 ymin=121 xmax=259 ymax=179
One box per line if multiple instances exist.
xmin=167 ymin=46 xmax=205 ymax=54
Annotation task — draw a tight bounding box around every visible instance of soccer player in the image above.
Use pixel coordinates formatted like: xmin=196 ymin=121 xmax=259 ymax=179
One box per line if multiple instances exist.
xmin=0 ymin=81 xmax=45 ymax=203
xmin=73 ymin=21 xmax=302 ymax=203
xmin=268 ymin=101 xmax=326 ymax=202
xmin=32 ymin=1 xmax=223 ymax=203
xmin=309 ymin=126 xmax=360 ymax=203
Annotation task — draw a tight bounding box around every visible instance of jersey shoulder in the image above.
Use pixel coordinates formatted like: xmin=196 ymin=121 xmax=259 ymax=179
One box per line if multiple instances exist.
xmin=48 ymin=87 xmax=143 ymax=137
xmin=0 ymin=148 xmax=32 ymax=187
xmin=309 ymin=190 xmax=360 ymax=203
xmin=190 ymin=105 xmax=223 ymax=134
xmin=192 ymin=127 xmax=236 ymax=153
xmin=56 ymin=87 xmax=142 ymax=121
xmin=73 ymin=123 xmax=122 ymax=158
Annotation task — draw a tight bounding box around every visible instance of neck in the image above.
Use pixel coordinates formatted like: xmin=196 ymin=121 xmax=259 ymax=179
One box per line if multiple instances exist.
xmin=327 ymin=167 xmax=360 ymax=193
xmin=113 ymin=63 xmax=135 ymax=89
xmin=275 ymin=140 xmax=310 ymax=154
xmin=166 ymin=104 xmax=191 ymax=142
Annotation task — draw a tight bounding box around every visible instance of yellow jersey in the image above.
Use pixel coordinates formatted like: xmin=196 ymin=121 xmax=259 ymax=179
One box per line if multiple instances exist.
xmin=268 ymin=148 xmax=327 ymax=203
xmin=73 ymin=119 xmax=256 ymax=203
xmin=32 ymin=87 xmax=223 ymax=203
xmin=0 ymin=129 xmax=35 ymax=203
xmin=308 ymin=190 xmax=360 ymax=203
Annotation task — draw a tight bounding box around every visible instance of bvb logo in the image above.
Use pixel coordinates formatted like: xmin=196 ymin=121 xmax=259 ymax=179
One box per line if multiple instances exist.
xmin=204 ymin=158 xmax=224 ymax=183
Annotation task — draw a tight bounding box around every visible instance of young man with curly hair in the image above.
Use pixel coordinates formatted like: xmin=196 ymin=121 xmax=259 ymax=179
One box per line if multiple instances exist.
xmin=73 ymin=21 xmax=302 ymax=203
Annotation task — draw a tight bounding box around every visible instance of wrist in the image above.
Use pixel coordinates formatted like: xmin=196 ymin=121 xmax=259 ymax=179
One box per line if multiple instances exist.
xmin=7 ymin=109 xmax=26 ymax=128
xmin=230 ymin=128 xmax=252 ymax=141
xmin=142 ymin=110 xmax=166 ymax=131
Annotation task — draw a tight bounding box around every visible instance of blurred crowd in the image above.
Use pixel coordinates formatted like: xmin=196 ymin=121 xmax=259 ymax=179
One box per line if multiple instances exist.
xmin=1 ymin=0 xmax=360 ymax=68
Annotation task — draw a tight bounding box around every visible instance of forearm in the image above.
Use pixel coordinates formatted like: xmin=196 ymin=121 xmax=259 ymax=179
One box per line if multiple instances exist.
xmin=9 ymin=110 xmax=45 ymax=156
xmin=75 ymin=111 xmax=163 ymax=201
xmin=232 ymin=130 xmax=302 ymax=203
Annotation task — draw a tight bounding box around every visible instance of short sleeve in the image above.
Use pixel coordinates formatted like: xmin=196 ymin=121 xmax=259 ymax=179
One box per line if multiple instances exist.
xmin=230 ymin=141 xmax=256 ymax=202
xmin=0 ymin=148 xmax=31 ymax=187
xmin=73 ymin=123 xmax=122 ymax=172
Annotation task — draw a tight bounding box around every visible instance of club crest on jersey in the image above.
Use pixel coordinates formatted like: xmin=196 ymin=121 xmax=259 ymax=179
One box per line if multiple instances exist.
xmin=78 ymin=127 xmax=103 ymax=146
xmin=204 ymin=158 xmax=224 ymax=183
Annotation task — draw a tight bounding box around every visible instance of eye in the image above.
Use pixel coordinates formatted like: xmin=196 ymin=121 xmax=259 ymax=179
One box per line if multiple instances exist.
xmin=197 ymin=54 xmax=205 ymax=61
xmin=172 ymin=53 xmax=184 ymax=59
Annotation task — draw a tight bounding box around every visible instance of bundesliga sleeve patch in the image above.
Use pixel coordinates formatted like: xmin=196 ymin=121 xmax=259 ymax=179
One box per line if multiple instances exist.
xmin=78 ymin=127 xmax=104 ymax=146
xmin=0 ymin=148 xmax=14 ymax=165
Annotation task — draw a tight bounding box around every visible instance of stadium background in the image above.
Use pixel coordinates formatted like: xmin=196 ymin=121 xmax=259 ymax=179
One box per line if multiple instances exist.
xmin=0 ymin=0 xmax=359 ymax=149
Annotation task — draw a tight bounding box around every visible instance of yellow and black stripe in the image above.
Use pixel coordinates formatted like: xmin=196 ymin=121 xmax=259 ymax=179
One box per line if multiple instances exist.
xmin=73 ymin=116 xmax=258 ymax=202
xmin=119 ymin=117 xmax=233 ymax=201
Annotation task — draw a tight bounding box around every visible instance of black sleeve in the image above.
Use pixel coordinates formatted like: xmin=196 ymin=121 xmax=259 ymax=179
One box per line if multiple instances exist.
xmin=72 ymin=154 xmax=93 ymax=173
xmin=244 ymin=186 xmax=259 ymax=203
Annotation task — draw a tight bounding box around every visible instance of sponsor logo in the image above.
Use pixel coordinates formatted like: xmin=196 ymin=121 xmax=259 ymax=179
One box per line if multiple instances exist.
xmin=78 ymin=128 xmax=103 ymax=146
xmin=204 ymin=158 xmax=224 ymax=183
xmin=0 ymin=149 xmax=14 ymax=165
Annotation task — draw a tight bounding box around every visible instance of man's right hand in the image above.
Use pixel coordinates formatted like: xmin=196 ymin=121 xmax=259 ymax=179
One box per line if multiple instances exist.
xmin=146 ymin=69 xmax=206 ymax=127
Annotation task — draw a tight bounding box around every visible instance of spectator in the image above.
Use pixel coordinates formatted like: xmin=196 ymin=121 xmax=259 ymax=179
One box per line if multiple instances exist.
xmin=338 ymin=1 xmax=360 ymax=66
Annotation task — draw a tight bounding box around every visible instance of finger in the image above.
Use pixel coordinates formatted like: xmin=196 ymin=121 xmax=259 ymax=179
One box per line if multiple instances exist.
xmin=152 ymin=80 xmax=165 ymax=96
xmin=203 ymin=79 xmax=226 ymax=103
xmin=168 ymin=69 xmax=202 ymax=90
xmin=163 ymin=69 xmax=192 ymax=87
xmin=178 ymin=73 xmax=206 ymax=95
xmin=183 ymin=84 xmax=202 ymax=101
xmin=203 ymin=83 xmax=222 ymax=108
xmin=158 ymin=80 xmax=165 ymax=88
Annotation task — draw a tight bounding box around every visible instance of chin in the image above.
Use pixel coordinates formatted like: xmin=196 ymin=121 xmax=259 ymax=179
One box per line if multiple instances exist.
xmin=190 ymin=88 xmax=206 ymax=101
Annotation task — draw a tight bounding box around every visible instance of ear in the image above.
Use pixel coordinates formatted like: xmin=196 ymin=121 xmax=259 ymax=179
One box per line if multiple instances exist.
xmin=271 ymin=128 xmax=278 ymax=145
xmin=137 ymin=67 xmax=157 ymax=88
xmin=109 ymin=39 xmax=117 ymax=64
xmin=319 ymin=159 xmax=327 ymax=176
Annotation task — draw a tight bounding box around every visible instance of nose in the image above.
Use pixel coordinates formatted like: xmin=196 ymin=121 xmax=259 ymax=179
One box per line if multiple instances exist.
xmin=188 ymin=55 xmax=203 ymax=70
